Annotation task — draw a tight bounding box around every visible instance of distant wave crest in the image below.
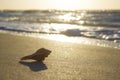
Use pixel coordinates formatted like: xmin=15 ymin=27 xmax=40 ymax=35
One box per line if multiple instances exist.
xmin=0 ymin=10 xmax=120 ymax=27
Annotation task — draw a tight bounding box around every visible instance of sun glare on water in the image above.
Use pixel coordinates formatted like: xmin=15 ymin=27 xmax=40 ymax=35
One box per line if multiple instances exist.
xmin=58 ymin=13 xmax=76 ymax=21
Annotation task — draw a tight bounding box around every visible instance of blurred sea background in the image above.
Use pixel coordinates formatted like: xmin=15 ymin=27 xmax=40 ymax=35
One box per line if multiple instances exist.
xmin=0 ymin=10 xmax=120 ymax=48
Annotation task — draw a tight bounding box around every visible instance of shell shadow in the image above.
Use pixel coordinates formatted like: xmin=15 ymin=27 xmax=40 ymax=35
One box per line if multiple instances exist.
xmin=19 ymin=61 xmax=48 ymax=72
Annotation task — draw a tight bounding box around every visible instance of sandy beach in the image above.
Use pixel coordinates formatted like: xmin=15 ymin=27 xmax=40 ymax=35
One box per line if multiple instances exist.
xmin=0 ymin=33 xmax=120 ymax=80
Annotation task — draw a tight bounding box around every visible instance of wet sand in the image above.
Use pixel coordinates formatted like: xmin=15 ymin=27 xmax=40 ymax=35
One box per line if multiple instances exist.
xmin=0 ymin=33 xmax=120 ymax=80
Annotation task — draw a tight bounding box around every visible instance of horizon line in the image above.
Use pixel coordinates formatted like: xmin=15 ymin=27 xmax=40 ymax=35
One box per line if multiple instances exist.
xmin=0 ymin=9 xmax=120 ymax=11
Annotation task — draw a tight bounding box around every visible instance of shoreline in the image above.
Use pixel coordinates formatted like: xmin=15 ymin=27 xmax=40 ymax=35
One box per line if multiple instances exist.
xmin=0 ymin=30 xmax=120 ymax=50
xmin=0 ymin=32 xmax=120 ymax=80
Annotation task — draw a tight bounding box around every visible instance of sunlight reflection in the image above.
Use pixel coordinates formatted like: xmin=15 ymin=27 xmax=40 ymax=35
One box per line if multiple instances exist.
xmin=58 ymin=12 xmax=86 ymax=25
xmin=38 ymin=34 xmax=94 ymax=45
xmin=58 ymin=13 xmax=76 ymax=21
xmin=49 ymin=23 xmax=80 ymax=33
xmin=79 ymin=21 xmax=85 ymax=24
xmin=48 ymin=35 xmax=72 ymax=42
xmin=80 ymin=12 xmax=86 ymax=17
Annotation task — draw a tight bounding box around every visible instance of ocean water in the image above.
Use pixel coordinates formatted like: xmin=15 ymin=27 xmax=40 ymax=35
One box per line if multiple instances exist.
xmin=0 ymin=10 xmax=120 ymax=49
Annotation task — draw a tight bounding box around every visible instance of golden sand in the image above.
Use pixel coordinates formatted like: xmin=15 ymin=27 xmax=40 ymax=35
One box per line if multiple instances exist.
xmin=0 ymin=33 xmax=120 ymax=80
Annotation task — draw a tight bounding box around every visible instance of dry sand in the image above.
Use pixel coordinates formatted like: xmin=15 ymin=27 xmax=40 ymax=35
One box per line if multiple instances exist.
xmin=0 ymin=33 xmax=120 ymax=80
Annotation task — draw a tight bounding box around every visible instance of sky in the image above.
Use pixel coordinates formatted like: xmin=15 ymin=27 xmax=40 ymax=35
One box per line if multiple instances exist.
xmin=0 ymin=0 xmax=120 ymax=10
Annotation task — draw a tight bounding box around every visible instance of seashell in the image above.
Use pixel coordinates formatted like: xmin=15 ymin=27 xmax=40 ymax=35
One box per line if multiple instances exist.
xmin=21 ymin=48 xmax=51 ymax=62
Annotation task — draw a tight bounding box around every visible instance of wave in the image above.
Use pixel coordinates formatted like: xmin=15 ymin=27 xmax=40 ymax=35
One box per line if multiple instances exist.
xmin=0 ymin=10 xmax=120 ymax=44
xmin=0 ymin=22 xmax=120 ymax=43
xmin=0 ymin=10 xmax=120 ymax=27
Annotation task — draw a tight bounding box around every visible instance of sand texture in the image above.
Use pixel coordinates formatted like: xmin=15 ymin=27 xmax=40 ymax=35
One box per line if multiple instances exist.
xmin=0 ymin=33 xmax=120 ymax=80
